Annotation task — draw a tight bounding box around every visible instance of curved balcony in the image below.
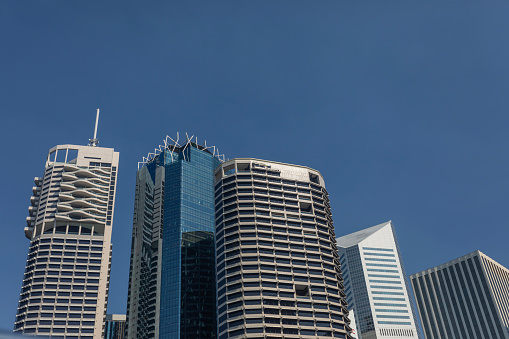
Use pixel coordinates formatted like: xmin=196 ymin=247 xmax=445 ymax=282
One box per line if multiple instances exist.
xmin=72 ymin=179 xmax=109 ymax=190
xmin=63 ymin=164 xmax=79 ymax=172
xmin=26 ymin=216 xmax=35 ymax=226
xmin=56 ymin=204 xmax=73 ymax=212
xmin=89 ymin=167 xmax=111 ymax=176
xmin=58 ymin=202 xmax=105 ymax=215
xmin=30 ymin=196 xmax=39 ymax=206
xmin=55 ymin=212 xmax=104 ymax=224
xmin=66 ymin=199 xmax=106 ymax=209
xmin=24 ymin=226 xmax=34 ymax=239
xmin=59 ymin=186 xmax=108 ymax=199
xmin=67 ymin=209 xmax=105 ymax=219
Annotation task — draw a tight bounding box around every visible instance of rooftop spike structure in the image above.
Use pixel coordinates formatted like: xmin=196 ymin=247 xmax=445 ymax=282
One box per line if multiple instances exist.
xmin=138 ymin=133 xmax=225 ymax=169
xmin=88 ymin=109 xmax=100 ymax=147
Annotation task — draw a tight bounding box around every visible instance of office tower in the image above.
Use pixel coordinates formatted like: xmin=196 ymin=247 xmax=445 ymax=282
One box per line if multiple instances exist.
xmin=214 ymin=159 xmax=351 ymax=339
xmin=14 ymin=112 xmax=119 ymax=339
xmin=410 ymin=250 xmax=509 ymax=339
xmin=126 ymin=135 xmax=222 ymax=339
xmin=104 ymin=314 xmax=126 ymax=339
xmin=336 ymin=221 xmax=420 ymax=339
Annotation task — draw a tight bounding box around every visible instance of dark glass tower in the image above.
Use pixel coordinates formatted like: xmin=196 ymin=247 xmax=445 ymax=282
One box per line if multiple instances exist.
xmin=126 ymin=135 xmax=222 ymax=339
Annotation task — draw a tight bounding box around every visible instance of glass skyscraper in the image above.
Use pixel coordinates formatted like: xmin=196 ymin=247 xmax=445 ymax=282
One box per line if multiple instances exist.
xmin=410 ymin=250 xmax=509 ymax=339
xmin=336 ymin=221 xmax=420 ymax=339
xmin=126 ymin=135 xmax=222 ymax=339
xmin=13 ymin=142 xmax=119 ymax=339
xmin=104 ymin=314 xmax=126 ymax=339
xmin=214 ymin=159 xmax=351 ymax=339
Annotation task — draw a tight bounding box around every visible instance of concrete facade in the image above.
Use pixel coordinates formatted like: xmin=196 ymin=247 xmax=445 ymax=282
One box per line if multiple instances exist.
xmin=214 ymin=158 xmax=352 ymax=339
xmin=14 ymin=144 xmax=119 ymax=339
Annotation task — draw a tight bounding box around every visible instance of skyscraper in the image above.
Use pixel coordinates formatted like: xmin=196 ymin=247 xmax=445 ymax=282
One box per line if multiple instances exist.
xmin=410 ymin=250 xmax=509 ymax=339
xmin=336 ymin=221 xmax=420 ymax=339
xmin=104 ymin=314 xmax=126 ymax=339
xmin=214 ymin=159 xmax=351 ymax=339
xmin=14 ymin=112 xmax=119 ymax=339
xmin=126 ymin=135 xmax=222 ymax=339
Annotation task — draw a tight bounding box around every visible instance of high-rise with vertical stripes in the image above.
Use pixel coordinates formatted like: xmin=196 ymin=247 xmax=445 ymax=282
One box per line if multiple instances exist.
xmin=410 ymin=250 xmax=509 ymax=339
xmin=14 ymin=141 xmax=119 ymax=339
xmin=336 ymin=221 xmax=420 ymax=339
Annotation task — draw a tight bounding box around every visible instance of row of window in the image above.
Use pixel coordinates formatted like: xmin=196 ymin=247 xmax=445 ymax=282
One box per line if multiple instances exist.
xmin=221 ymin=218 xmax=331 ymax=231
xmin=223 ymin=289 xmax=341 ymax=304
xmin=224 ymin=301 xmax=346 ymax=318
xmin=223 ymin=256 xmax=335 ymax=268
xmin=217 ymin=174 xmax=322 ymax=189
xmin=227 ymin=318 xmax=346 ymax=331
xmin=16 ymin=308 xmax=96 ymax=322
xmin=20 ymin=319 xmax=95 ymax=326
xmin=220 ymin=181 xmax=319 ymax=194
xmin=222 ymin=326 xmax=343 ymax=337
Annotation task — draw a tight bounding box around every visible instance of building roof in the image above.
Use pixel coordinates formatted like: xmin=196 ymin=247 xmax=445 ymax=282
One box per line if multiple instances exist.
xmin=106 ymin=314 xmax=127 ymax=321
xmin=336 ymin=221 xmax=392 ymax=248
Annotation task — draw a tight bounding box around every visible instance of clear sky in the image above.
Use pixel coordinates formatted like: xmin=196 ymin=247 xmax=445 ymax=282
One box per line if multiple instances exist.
xmin=1 ymin=0 xmax=509 ymax=332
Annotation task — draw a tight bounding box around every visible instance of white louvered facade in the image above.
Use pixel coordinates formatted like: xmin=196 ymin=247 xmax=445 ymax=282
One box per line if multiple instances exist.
xmin=337 ymin=221 xmax=420 ymax=339
xmin=14 ymin=144 xmax=119 ymax=339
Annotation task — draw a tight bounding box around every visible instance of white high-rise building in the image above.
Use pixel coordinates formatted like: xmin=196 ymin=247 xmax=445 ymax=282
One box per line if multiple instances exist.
xmin=410 ymin=250 xmax=509 ymax=339
xmin=336 ymin=221 xmax=420 ymax=339
xmin=14 ymin=113 xmax=119 ymax=339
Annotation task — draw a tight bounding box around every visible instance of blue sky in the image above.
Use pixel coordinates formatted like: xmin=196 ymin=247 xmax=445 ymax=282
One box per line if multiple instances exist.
xmin=1 ymin=0 xmax=509 ymax=331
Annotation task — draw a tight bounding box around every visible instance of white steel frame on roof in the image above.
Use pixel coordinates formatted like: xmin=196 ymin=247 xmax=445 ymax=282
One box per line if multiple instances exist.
xmin=138 ymin=132 xmax=225 ymax=169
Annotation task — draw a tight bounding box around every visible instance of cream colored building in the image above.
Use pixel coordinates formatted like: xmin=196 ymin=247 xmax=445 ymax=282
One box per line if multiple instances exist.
xmin=14 ymin=143 xmax=119 ymax=339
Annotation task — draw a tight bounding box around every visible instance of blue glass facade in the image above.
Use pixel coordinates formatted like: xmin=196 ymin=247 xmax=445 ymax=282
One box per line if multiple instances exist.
xmin=104 ymin=316 xmax=126 ymax=339
xmin=127 ymin=141 xmax=219 ymax=339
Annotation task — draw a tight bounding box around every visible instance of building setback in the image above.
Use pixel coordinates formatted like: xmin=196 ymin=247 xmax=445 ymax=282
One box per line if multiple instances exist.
xmin=336 ymin=221 xmax=420 ymax=339
xmin=214 ymin=159 xmax=351 ymax=339
xmin=410 ymin=250 xmax=509 ymax=339
xmin=126 ymin=135 xmax=222 ymax=339
xmin=13 ymin=142 xmax=119 ymax=339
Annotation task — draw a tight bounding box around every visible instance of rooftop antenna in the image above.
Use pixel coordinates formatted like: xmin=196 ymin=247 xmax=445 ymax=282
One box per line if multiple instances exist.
xmin=88 ymin=109 xmax=100 ymax=147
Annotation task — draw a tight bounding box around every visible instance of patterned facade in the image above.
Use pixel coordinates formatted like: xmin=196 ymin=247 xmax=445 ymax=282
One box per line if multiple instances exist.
xmin=214 ymin=159 xmax=351 ymax=339
xmin=337 ymin=221 xmax=420 ymax=339
xmin=14 ymin=144 xmax=119 ymax=339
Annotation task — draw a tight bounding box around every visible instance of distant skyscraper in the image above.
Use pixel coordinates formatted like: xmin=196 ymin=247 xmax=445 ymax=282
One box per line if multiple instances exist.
xmin=14 ymin=111 xmax=119 ymax=339
xmin=336 ymin=221 xmax=420 ymax=339
xmin=126 ymin=135 xmax=222 ymax=339
xmin=104 ymin=314 xmax=126 ymax=339
xmin=410 ymin=250 xmax=509 ymax=339
xmin=214 ymin=159 xmax=351 ymax=339
xmin=349 ymin=310 xmax=359 ymax=339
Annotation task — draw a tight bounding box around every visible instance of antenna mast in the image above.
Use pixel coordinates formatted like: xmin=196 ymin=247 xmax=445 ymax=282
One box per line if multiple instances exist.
xmin=88 ymin=109 xmax=100 ymax=147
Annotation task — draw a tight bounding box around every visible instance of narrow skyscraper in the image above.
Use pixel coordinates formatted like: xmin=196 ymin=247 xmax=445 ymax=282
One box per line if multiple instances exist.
xmin=410 ymin=250 xmax=509 ymax=339
xmin=14 ymin=112 xmax=119 ymax=339
xmin=126 ymin=135 xmax=222 ymax=339
xmin=214 ymin=159 xmax=351 ymax=338
xmin=104 ymin=314 xmax=126 ymax=339
xmin=336 ymin=221 xmax=420 ymax=339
